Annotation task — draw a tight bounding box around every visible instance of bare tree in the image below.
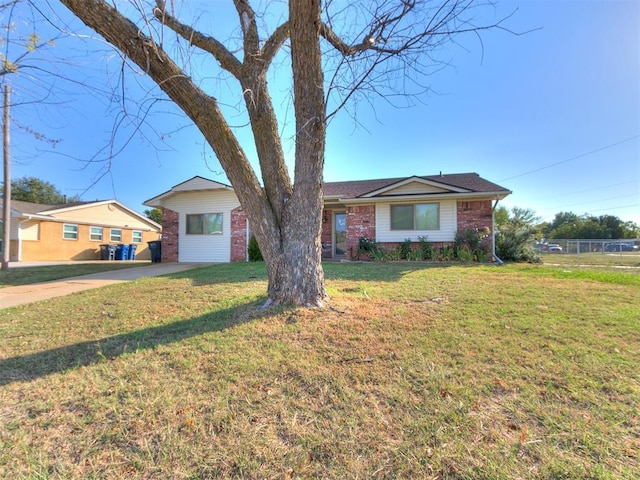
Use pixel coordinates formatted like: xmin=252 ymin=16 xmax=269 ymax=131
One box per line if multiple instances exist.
xmin=58 ymin=0 xmax=510 ymax=307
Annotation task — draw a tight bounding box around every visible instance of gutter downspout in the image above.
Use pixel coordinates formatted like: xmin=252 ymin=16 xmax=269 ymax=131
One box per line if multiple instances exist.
xmin=492 ymin=199 xmax=504 ymax=265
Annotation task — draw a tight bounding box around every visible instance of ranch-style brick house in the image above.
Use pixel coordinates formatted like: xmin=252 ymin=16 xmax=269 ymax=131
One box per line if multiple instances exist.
xmin=0 ymin=199 xmax=162 ymax=262
xmin=144 ymin=173 xmax=511 ymax=263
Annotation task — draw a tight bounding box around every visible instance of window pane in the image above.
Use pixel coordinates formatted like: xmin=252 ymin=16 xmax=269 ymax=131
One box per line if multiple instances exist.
xmin=90 ymin=226 xmax=103 ymax=241
xmin=205 ymin=213 xmax=223 ymax=234
xmin=63 ymin=224 xmax=78 ymax=239
xmin=110 ymin=229 xmax=122 ymax=242
xmin=186 ymin=214 xmax=204 ymax=234
xmin=391 ymin=205 xmax=413 ymax=230
xmin=132 ymin=231 xmax=143 ymax=243
xmin=415 ymin=204 xmax=439 ymax=230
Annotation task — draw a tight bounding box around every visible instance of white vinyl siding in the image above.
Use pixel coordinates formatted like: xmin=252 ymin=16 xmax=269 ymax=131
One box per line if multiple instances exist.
xmin=63 ymin=224 xmax=78 ymax=240
xmin=162 ymin=189 xmax=241 ymax=262
xmin=376 ymin=200 xmax=457 ymax=242
xmin=90 ymin=226 xmax=103 ymax=241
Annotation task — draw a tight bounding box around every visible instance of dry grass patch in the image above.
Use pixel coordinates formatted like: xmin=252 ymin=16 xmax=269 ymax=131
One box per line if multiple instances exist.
xmin=1 ymin=262 xmax=638 ymax=479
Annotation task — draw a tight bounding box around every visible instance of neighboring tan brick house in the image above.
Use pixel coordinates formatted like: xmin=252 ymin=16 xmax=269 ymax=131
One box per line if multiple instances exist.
xmin=144 ymin=173 xmax=511 ymax=263
xmin=0 ymin=199 xmax=162 ymax=262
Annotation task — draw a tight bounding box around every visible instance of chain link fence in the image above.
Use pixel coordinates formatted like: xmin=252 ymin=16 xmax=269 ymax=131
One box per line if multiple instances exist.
xmin=535 ymin=239 xmax=640 ymax=254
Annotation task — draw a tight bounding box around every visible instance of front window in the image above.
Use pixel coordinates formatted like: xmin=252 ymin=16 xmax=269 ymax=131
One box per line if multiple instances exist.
xmin=110 ymin=228 xmax=122 ymax=242
xmin=132 ymin=231 xmax=143 ymax=243
xmin=186 ymin=213 xmax=223 ymax=235
xmin=63 ymin=224 xmax=78 ymax=240
xmin=390 ymin=203 xmax=439 ymax=230
xmin=90 ymin=226 xmax=103 ymax=241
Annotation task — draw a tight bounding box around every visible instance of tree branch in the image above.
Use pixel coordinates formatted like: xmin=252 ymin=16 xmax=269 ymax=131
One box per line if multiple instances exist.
xmin=153 ymin=0 xmax=242 ymax=79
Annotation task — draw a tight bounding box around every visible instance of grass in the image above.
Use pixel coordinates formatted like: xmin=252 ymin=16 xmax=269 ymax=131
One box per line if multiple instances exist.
xmin=0 ymin=262 xmax=150 ymax=288
xmin=0 ymin=261 xmax=638 ymax=479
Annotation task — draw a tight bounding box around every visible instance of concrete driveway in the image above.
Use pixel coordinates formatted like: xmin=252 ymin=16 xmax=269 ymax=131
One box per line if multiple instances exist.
xmin=1 ymin=263 xmax=204 ymax=309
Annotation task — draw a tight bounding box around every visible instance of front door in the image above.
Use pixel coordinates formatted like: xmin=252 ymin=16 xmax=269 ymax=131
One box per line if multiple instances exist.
xmin=334 ymin=212 xmax=347 ymax=257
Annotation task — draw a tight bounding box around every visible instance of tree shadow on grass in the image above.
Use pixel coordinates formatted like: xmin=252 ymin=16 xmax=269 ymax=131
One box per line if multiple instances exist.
xmin=0 ymin=300 xmax=271 ymax=386
xmin=170 ymin=261 xmax=467 ymax=287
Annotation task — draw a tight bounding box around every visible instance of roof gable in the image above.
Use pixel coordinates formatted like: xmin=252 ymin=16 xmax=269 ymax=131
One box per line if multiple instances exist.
xmin=361 ymin=176 xmax=470 ymax=198
xmin=144 ymin=176 xmax=233 ymax=207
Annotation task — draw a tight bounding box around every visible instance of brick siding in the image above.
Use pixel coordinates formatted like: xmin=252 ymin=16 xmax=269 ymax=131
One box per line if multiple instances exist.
xmin=320 ymin=208 xmax=333 ymax=258
xmin=346 ymin=205 xmax=376 ymax=259
xmin=456 ymin=200 xmax=493 ymax=236
xmin=161 ymin=208 xmax=179 ymax=263
xmin=231 ymin=206 xmax=248 ymax=262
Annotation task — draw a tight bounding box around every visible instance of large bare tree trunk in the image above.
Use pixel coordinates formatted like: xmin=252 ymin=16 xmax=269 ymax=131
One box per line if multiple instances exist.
xmin=263 ymin=0 xmax=327 ymax=306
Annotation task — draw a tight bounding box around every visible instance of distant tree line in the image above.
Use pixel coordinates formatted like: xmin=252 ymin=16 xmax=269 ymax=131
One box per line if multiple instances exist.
xmin=2 ymin=176 xmax=81 ymax=204
xmin=542 ymin=212 xmax=639 ymax=239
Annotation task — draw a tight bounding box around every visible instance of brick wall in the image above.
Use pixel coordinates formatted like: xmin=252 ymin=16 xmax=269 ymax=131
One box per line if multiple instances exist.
xmin=231 ymin=206 xmax=248 ymax=262
xmin=320 ymin=208 xmax=333 ymax=258
xmin=346 ymin=205 xmax=376 ymax=259
xmin=456 ymin=200 xmax=494 ymax=245
xmin=161 ymin=208 xmax=179 ymax=263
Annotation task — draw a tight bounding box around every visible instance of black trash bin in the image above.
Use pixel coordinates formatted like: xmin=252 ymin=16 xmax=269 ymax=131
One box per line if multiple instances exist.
xmin=148 ymin=240 xmax=162 ymax=263
xmin=99 ymin=244 xmax=116 ymax=261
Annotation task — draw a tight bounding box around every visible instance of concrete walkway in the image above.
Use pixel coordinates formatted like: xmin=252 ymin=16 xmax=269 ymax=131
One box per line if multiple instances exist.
xmin=1 ymin=263 xmax=203 ymax=309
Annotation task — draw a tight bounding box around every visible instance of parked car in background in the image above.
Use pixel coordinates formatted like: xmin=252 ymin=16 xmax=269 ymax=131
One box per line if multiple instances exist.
xmin=547 ymin=244 xmax=563 ymax=252
xmin=605 ymin=242 xmax=638 ymax=252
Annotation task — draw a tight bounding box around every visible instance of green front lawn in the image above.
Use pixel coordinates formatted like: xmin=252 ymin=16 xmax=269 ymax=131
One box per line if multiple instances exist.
xmin=1 ymin=262 xmax=638 ymax=478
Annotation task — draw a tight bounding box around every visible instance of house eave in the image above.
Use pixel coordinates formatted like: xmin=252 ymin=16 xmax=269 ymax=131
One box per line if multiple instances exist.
xmin=338 ymin=191 xmax=511 ymax=205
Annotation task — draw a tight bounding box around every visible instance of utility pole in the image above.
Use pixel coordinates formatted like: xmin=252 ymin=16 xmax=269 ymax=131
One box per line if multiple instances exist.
xmin=1 ymin=84 xmax=10 ymax=270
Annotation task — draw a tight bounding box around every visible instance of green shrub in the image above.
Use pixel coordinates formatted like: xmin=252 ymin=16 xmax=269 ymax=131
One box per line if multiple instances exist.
xmin=358 ymin=236 xmax=378 ymax=258
xmin=406 ymin=249 xmax=424 ymax=261
xmin=418 ymin=236 xmax=436 ymax=260
xmin=456 ymin=245 xmax=475 ymax=263
xmin=439 ymin=245 xmax=456 ymax=261
xmin=397 ymin=238 xmax=412 ymax=259
xmin=248 ymin=235 xmax=263 ymax=262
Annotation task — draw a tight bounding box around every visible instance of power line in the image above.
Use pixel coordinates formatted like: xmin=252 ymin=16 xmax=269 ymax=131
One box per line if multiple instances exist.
xmin=497 ymin=135 xmax=640 ymax=183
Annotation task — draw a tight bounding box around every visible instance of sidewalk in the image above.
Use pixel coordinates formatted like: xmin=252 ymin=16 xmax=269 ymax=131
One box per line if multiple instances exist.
xmin=0 ymin=263 xmax=203 ymax=309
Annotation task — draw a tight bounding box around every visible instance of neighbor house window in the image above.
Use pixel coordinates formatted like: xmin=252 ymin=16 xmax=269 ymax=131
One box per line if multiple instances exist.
xmin=132 ymin=231 xmax=143 ymax=243
xmin=90 ymin=226 xmax=103 ymax=241
xmin=186 ymin=213 xmax=223 ymax=235
xmin=110 ymin=228 xmax=122 ymax=242
xmin=63 ymin=224 xmax=79 ymax=240
xmin=390 ymin=203 xmax=440 ymax=230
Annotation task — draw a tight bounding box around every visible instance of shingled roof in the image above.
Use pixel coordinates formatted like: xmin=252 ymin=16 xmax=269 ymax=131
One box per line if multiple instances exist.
xmin=322 ymin=173 xmax=510 ymax=199
xmin=1 ymin=199 xmax=95 ymax=216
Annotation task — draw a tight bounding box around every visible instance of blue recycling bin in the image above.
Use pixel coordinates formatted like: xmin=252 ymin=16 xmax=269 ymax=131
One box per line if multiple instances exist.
xmin=115 ymin=244 xmax=130 ymax=261
xmin=128 ymin=244 xmax=137 ymax=260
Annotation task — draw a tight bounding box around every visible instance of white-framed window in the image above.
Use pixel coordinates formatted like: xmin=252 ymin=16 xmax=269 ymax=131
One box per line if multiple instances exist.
xmin=110 ymin=228 xmax=122 ymax=242
xmin=132 ymin=230 xmax=143 ymax=243
xmin=186 ymin=213 xmax=223 ymax=235
xmin=390 ymin=203 xmax=440 ymax=230
xmin=63 ymin=224 xmax=79 ymax=240
xmin=90 ymin=226 xmax=103 ymax=241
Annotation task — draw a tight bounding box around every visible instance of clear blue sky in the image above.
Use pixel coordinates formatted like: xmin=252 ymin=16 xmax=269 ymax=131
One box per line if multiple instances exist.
xmin=5 ymin=0 xmax=639 ymax=226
